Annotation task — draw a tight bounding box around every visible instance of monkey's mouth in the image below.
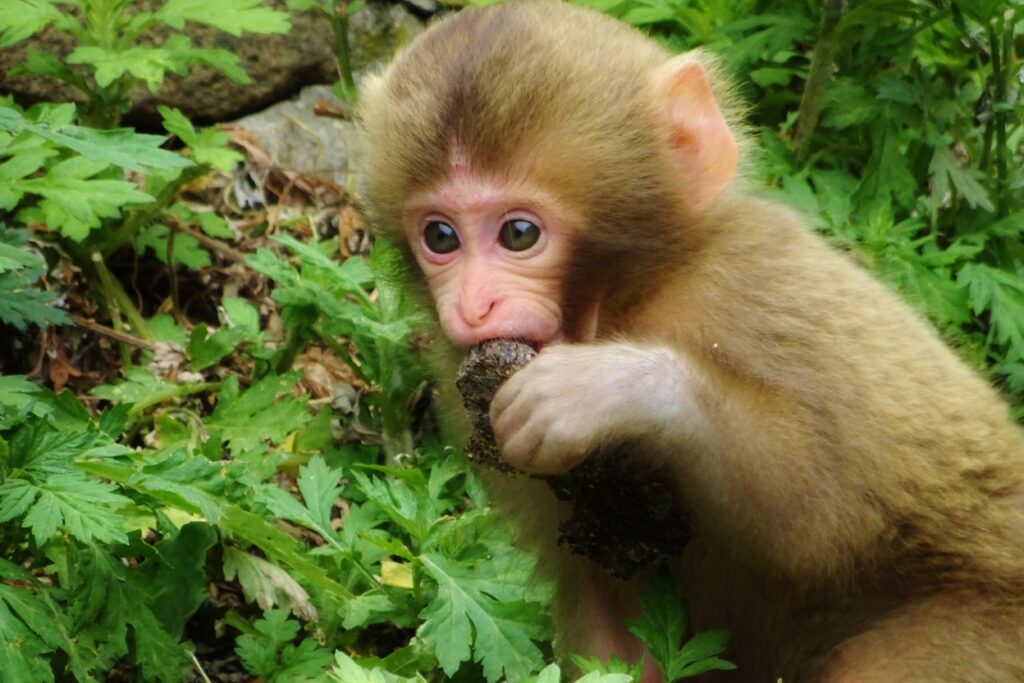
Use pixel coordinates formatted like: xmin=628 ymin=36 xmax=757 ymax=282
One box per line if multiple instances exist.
xmin=511 ymin=337 xmax=544 ymax=353
xmin=479 ymin=337 xmax=544 ymax=353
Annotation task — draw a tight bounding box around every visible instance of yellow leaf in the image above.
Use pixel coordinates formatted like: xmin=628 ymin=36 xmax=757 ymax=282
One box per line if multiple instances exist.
xmin=380 ymin=560 xmax=414 ymax=589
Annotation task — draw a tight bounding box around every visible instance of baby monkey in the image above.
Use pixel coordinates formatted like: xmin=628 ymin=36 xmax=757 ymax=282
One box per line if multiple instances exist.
xmin=361 ymin=1 xmax=1024 ymax=681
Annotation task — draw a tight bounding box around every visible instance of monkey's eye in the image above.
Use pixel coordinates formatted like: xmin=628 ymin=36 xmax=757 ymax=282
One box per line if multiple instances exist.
xmin=499 ymin=219 xmax=541 ymax=252
xmin=423 ymin=220 xmax=460 ymax=254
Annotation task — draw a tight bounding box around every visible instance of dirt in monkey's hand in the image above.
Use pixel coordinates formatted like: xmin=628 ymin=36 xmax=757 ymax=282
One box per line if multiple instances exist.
xmin=456 ymin=339 xmax=691 ymax=579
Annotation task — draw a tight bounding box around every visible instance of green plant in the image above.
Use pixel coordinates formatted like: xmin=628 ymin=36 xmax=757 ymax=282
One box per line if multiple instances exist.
xmin=0 ymin=0 xmax=291 ymax=128
xmin=286 ymin=0 xmax=366 ymax=102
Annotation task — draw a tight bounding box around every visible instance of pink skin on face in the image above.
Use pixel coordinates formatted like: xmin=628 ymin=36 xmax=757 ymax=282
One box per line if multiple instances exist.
xmin=403 ymin=171 xmax=577 ymax=349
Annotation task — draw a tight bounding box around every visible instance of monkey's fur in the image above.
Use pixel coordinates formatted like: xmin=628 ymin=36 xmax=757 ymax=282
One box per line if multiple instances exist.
xmin=361 ymin=1 xmax=1024 ymax=680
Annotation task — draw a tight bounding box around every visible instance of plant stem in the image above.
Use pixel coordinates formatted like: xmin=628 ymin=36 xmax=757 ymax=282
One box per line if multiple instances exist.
xmin=330 ymin=2 xmax=358 ymax=102
xmin=794 ymin=0 xmax=845 ymax=162
xmin=129 ymin=381 xmax=221 ymax=415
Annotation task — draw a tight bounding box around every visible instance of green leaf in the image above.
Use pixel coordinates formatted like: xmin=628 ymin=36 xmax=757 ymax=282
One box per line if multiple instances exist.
xmin=222 ymin=297 xmax=260 ymax=336
xmin=0 ymin=601 xmax=54 ymax=682
xmin=0 ymin=269 xmax=68 ymax=330
xmin=0 ymin=0 xmax=72 ymax=47
xmin=67 ymin=543 xmax=191 ymax=682
xmin=145 ymin=522 xmax=218 ymax=637
xmin=236 ymin=609 xmax=298 ymax=675
xmin=821 ymin=78 xmax=878 ymax=130
xmin=208 ymin=373 xmax=310 ymax=454
xmin=186 ymin=322 xmax=247 ymax=369
xmin=418 ymin=553 xmax=546 ymax=682
xmin=16 ymin=156 xmax=153 ymax=240
xmin=158 ymin=105 xmax=199 ymax=146
xmin=197 ymin=209 xmax=234 ymax=237
xmin=621 ymin=2 xmax=675 ymax=25
xmin=328 ymin=651 xmax=425 ymax=683
xmin=235 ymin=609 xmax=333 ymax=679
xmin=856 ymin=129 xmax=918 ymax=211
xmin=959 ymin=264 xmax=1024 ymax=357
xmin=0 ymin=105 xmax=191 ymax=173
xmin=90 ymin=367 xmax=179 ymax=410
xmin=0 ymin=375 xmax=49 ymax=429
xmin=0 ymin=475 xmax=130 ymax=546
xmin=749 ymin=66 xmax=792 ymax=87
xmin=625 ymin=567 xmax=734 ymax=680
xmin=136 ymin=223 xmax=211 ymax=269
xmin=10 ymin=46 xmax=87 ymax=90
xmin=159 ymin=0 xmax=291 ymax=35
xmin=576 ymin=672 xmax=634 ymax=683
xmin=69 ymin=43 xmax=184 ymax=91
xmin=0 ymin=239 xmax=44 ymax=273
xmin=928 ymin=146 xmax=995 ymax=212
xmin=625 ymin=571 xmax=687 ymax=676
xmin=296 ymin=456 xmax=344 ymax=539
xmin=953 ymin=0 xmax=1005 ymax=22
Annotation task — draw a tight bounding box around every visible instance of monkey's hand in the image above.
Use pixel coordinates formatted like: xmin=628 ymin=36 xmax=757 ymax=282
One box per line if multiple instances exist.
xmin=490 ymin=343 xmax=698 ymax=475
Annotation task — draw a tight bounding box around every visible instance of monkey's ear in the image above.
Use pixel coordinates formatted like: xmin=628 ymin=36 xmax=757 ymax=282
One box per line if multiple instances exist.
xmin=656 ymin=57 xmax=738 ymax=213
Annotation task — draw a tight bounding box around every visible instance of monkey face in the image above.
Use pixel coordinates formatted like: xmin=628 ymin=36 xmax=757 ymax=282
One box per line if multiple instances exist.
xmin=402 ymin=170 xmax=578 ymax=350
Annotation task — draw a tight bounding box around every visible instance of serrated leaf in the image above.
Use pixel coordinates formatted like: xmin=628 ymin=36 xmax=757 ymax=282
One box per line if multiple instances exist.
xmin=0 ymin=239 xmax=44 ymax=273
xmin=959 ymin=264 xmax=1024 ymax=357
xmin=626 ymin=568 xmax=734 ymax=680
xmin=328 ymin=650 xmax=425 ymax=683
xmin=208 ymin=373 xmax=310 ymax=454
xmin=0 ymin=0 xmax=72 ymax=47
xmin=69 ymin=543 xmax=191 ymax=682
xmin=0 ymin=105 xmax=190 ymax=173
xmin=0 ymin=270 xmax=68 ymax=329
xmin=296 ymin=456 xmax=344 ymax=536
xmin=340 ymin=592 xmax=400 ymax=630
xmin=0 ymin=601 xmax=54 ymax=681
xmin=186 ymin=322 xmax=246 ymax=369
xmin=193 ymin=126 xmax=244 ymax=169
xmin=929 ymin=146 xmax=994 ymax=212
xmin=158 ymin=105 xmax=198 ymax=146
xmin=821 ymin=78 xmax=878 ymax=130
xmin=197 ymin=210 xmax=233 ymax=237
xmin=180 ymin=46 xmax=251 ymax=85
xmin=0 ymin=375 xmax=49 ymax=429
xmin=145 ymin=522 xmax=217 ymax=637
xmin=418 ymin=553 xmax=546 ymax=682
xmin=158 ymin=0 xmax=291 ymax=35
xmin=11 ymin=46 xmax=86 ymax=89
xmin=2 ymin=475 xmax=129 ymax=546
xmin=69 ymin=43 xmax=183 ymax=91
xmin=16 ymin=156 xmax=153 ymax=240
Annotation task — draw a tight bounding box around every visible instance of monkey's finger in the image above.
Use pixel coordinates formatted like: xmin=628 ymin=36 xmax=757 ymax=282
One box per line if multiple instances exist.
xmin=490 ymin=371 xmax=527 ymax=418
xmin=498 ymin=422 xmax=544 ymax=471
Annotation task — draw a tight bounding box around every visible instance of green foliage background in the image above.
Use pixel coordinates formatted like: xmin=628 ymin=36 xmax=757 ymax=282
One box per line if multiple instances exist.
xmin=0 ymin=0 xmax=1020 ymax=682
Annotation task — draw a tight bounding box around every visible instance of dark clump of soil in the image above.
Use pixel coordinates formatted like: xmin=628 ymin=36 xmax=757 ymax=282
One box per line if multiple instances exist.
xmin=457 ymin=339 xmax=691 ymax=579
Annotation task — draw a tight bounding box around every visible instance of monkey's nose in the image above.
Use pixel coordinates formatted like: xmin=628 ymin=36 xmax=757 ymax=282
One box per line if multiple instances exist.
xmin=459 ymin=296 xmax=497 ymax=326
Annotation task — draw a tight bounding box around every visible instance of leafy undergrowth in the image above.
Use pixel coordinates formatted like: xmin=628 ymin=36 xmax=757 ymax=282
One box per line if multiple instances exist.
xmin=1 ymin=0 xmax=1021 ymax=682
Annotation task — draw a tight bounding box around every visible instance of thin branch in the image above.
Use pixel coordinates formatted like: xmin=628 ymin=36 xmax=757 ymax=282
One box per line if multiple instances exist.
xmin=69 ymin=314 xmax=159 ymax=350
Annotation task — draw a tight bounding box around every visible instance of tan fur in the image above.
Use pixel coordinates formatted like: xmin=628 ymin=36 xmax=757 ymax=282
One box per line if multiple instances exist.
xmin=361 ymin=2 xmax=1024 ymax=681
